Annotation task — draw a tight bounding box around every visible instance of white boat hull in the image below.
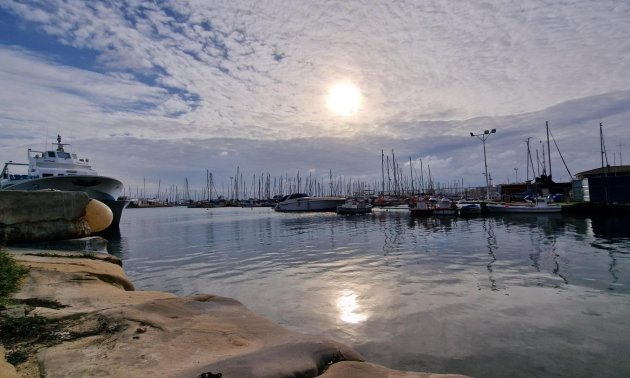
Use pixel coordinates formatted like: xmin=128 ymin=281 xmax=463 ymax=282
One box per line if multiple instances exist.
xmin=275 ymin=196 xmax=346 ymax=212
xmin=1 ymin=175 xmax=123 ymax=202
xmin=486 ymin=203 xmax=561 ymax=213
xmin=336 ymin=201 xmax=372 ymax=214
xmin=433 ymin=208 xmax=458 ymax=216
xmin=457 ymin=204 xmax=482 ymax=215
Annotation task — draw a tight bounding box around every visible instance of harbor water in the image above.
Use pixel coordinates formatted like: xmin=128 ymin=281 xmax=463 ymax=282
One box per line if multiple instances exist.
xmin=107 ymin=207 xmax=630 ymax=377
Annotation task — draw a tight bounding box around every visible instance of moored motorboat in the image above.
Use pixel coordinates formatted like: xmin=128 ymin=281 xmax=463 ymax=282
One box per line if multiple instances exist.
xmin=1 ymin=135 xmax=128 ymax=228
xmin=456 ymin=200 xmax=483 ymax=215
xmin=409 ymin=197 xmax=433 ymax=217
xmin=433 ymin=197 xmax=457 ymax=216
xmin=274 ymin=193 xmax=346 ymax=212
xmin=336 ymin=199 xmax=372 ymax=214
xmin=486 ymin=197 xmax=561 ymax=213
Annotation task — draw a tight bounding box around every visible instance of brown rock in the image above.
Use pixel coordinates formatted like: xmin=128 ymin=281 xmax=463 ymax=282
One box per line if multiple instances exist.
xmin=6 ymin=250 xmax=469 ymax=378
xmin=8 ymin=251 xmax=362 ymax=377
xmin=0 ymin=346 xmax=19 ymax=378
xmin=321 ymin=361 xmax=469 ymax=378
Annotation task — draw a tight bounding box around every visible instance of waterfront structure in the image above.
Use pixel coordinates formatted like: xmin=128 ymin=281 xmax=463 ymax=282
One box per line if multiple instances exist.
xmin=0 ymin=135 xmax=128 ymax=228
xmin=498 ymin=182 xmax=571 ymax=202
xmin=574 ymin=165 xmax=630 ymax=203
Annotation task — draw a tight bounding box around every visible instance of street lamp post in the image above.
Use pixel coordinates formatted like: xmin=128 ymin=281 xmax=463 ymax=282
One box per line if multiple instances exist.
xmin=470 ymin=129 xmax=497 ymax=200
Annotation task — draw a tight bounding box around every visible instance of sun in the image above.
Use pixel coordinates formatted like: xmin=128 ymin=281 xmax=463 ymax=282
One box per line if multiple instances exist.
xmin=327 ymin=82 xmax=361 ymax=116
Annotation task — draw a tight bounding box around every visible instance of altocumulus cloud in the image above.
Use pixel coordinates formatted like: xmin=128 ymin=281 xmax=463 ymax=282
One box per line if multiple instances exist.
xmin=0 ymin=0 xmax=629 ymax=190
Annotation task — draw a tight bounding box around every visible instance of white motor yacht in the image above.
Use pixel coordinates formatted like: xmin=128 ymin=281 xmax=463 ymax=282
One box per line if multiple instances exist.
xmin=486 ymin=197 xmax=561 ymax=213
xmin=274 ymin=193 xmax=346 ymax=212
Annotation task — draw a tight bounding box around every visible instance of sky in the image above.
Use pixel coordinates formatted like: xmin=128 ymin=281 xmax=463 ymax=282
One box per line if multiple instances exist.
xmin=1 ymin=0 xmax=629 ymax=198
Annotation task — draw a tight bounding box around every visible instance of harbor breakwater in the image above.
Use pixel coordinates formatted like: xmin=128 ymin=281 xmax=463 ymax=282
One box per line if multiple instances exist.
xmin=0 ymin=191 xmax=113 ymax=245
xmin=0 ymin=192 xmax=466 ymax=377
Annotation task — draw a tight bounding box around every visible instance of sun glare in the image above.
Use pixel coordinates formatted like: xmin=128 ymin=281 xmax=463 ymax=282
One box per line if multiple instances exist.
xmin=327 ymin=82 xmax=361 ymax=116
xmin=336 ymin=291 xmax=368 ymax=324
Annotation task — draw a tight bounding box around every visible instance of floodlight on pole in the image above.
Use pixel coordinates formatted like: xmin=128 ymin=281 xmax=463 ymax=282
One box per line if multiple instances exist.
xmin=470 ymin=129 xmax=497 ymax=200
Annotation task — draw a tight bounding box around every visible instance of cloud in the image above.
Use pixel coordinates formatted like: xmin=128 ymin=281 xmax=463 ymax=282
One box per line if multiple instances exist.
xmin=1 ymin=0 xmax=630 ymax=193
xmin=10 ymin=89 xmax=621 ymax=198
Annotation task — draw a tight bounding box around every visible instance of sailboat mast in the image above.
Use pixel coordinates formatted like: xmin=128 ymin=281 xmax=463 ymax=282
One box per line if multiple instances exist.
xmin=525 ymin=137 xmax=532 ymax=182
xmin=546 ymin=121 xmax=552 ymax=178
xmin=600 ymin=122 xmax=605 ymax=170
xmin=381 ymin=150 xmax=385 ymax=194
xmin=541 ymin=142 xmax=547 ymax=176
xmin=391 ymin=150 xmax=397 ymax=196
xmin=386 ymin=156 xmax=391 ymax=194
xmin=329 ymin=169 xmax=333 ymax=196
xmin=600 ymin=122 xmax=610 ymax=173
xmin=420 ymin=159 xmax=424 ymax=193
xmin=206 ymin=170 xmax=210 ymax=200
xmin=409 ymin=156 xmax=414 ymax=195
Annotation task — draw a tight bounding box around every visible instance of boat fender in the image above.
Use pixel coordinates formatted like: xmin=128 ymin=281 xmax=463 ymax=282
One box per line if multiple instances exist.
xmin=85 ymin=199 xmax=113 ymax=232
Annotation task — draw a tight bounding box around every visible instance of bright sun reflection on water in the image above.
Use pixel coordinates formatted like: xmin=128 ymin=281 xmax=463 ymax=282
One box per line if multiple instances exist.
xmin=336 ymin=291 xmax=368 ymax=324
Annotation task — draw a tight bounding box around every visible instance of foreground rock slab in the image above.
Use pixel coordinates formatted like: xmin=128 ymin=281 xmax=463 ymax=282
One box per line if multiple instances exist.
xmin=4 ymin=249 xmax=469 ymax=377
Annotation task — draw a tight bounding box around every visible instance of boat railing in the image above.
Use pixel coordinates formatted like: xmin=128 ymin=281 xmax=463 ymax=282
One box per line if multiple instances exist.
xmin=1 ymin=162 xmax=29 ymax=179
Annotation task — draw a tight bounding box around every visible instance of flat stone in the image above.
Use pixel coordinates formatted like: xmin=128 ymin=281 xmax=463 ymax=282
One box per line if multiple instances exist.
xmin=10 ymin=236 xmax=109 ymax=253
xmin=1 ymin=305 xmax=29 ymax=318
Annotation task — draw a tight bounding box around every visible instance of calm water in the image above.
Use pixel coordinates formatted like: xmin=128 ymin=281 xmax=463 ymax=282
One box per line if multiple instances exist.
xmin=107 ymin=207 xmax=630 ymax=377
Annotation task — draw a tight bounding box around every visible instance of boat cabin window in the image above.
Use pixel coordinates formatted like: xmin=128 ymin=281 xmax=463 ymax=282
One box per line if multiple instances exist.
xmin=286 ymin=193 xmax=309 ymax=200
xmin=57 ymin=152 xmax=71 ymax=159
xmin=45 ymin=151 xmax=55 ymax=158
xmin=42 ymin=173 xmax=53 ymax=177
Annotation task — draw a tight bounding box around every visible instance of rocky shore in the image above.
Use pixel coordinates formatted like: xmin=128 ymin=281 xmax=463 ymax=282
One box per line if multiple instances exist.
xmin=0 ymin=191 xmax=467 ymax=377
xmin=1 ymin=245 xmax=468 ymax=378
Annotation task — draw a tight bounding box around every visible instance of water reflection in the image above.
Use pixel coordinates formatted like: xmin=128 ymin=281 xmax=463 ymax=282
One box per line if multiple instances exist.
xmin=482 ymin=217 xmax=499 ymax=291
xmin=336 ymin=290 xmax=368 ymax=324
xmin=591 ymin=215 xmax=630 ymax=239
xmin=583 ymin=216 xmax=630 ymax=290
xmin=377 ymin=212 xmax=407 ymax=256
xmin=112 ymin=208 xmax=630 ymax=378
xmin=102 ymin=227 xmax=123 ymax=258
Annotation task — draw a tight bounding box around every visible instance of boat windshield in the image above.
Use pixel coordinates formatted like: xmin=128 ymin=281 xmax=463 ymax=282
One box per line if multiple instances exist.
xmin=286 ymin=193 xmax=309 ymax=200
